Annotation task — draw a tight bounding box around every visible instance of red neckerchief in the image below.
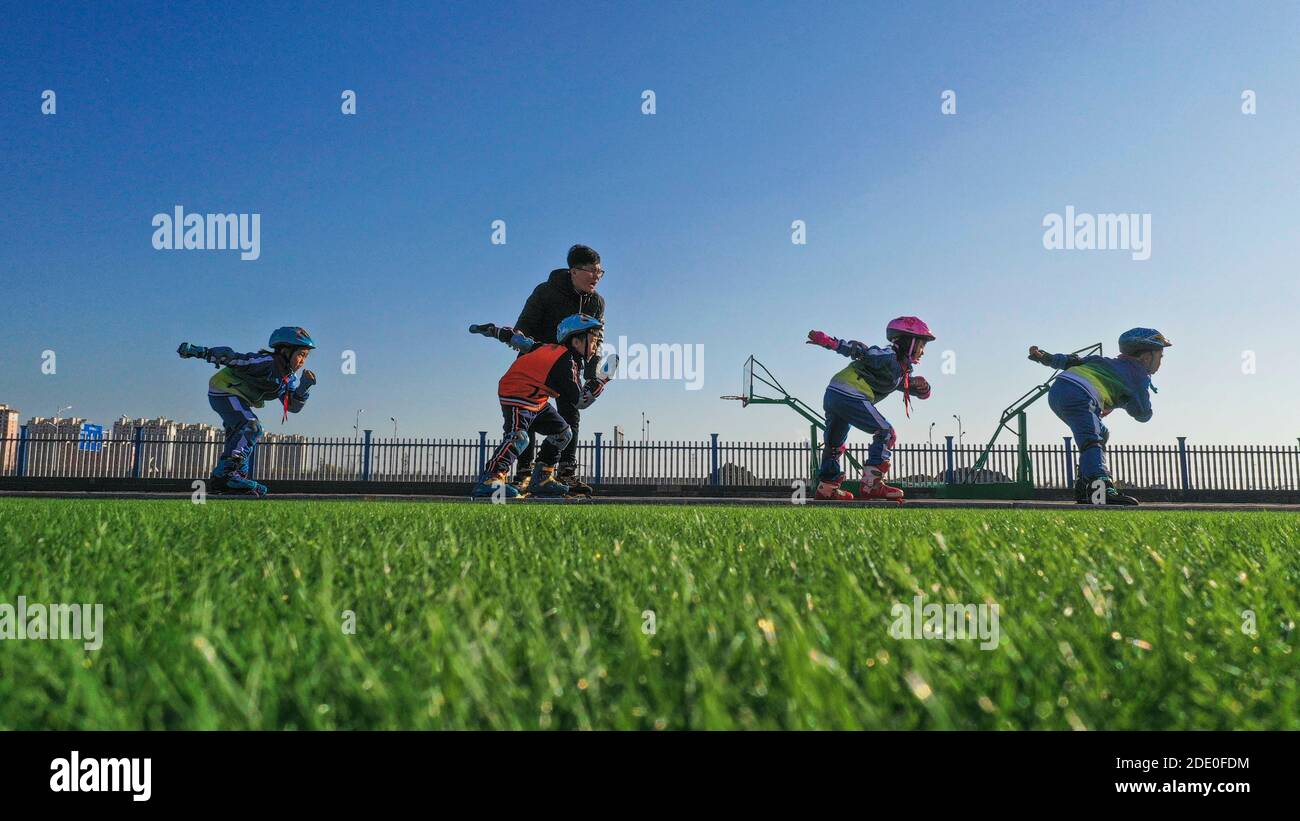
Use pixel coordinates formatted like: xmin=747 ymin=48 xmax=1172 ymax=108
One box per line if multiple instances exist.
xmin=899 ymin=339 xmax=916 ymax=418
xmin=280 ymin=375 xmax=292 ymax=422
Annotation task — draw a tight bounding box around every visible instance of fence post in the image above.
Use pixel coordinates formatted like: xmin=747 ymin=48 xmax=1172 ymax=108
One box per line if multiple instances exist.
xmin=710 ymin=433 xmax=719 ymax=486
xmin=15 ymin=425 xmax=29 ymax=478
xmin=593 ymin=432 xmax=603 ymax=485
xmin=1063 ymin=436 xmax=1074 ymax=487
xmin=944 ymin=435 xmax=954 ymax=484
xmin=809 ymin=423 xmax=819 ymax=482
xmin=477 ymin=431 xmax=487 ymax=476
xmin=362 ymin=429 xmax=373 ymax=481
xmin=1177 ymin=436 xmax=1190 ymax=491
xmin=131 ymin=425 xmax=144 ymax=479
xmin=1016 ymin=411 xmax=1031 ymax=485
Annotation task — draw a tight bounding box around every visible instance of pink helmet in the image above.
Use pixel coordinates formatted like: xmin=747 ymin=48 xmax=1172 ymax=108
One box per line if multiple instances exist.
xmin=885 ymin=316 xmax=935 ymax=342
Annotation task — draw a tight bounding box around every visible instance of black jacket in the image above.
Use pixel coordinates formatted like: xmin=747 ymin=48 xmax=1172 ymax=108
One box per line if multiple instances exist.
xmin=515 ymin=268 xmax=606 ymax=379
xmin=515 ymin=268 xmax=606 ymax=343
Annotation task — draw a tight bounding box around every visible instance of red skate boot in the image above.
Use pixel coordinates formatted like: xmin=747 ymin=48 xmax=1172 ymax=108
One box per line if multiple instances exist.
xmin=857 ymin=463 xmax=904 ymax=503
xmin=814 ymin=479 xmax=855 ymax=501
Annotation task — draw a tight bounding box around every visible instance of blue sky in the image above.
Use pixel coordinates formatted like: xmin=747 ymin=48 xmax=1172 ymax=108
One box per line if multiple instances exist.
xmin=2 ymin=1 xmax=1298 ymax=446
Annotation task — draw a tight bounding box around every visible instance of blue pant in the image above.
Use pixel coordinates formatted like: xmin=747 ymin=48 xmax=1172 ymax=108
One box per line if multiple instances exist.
xmin=818 ymin=387 xmax=895 ymax=482
xmin=209 ymin=393 xmax=263 ymax=466
xmin=1048 ymin=379 xmax=1111 ymax=481
xmin=483 ymin=403 xmax=571 ymax=479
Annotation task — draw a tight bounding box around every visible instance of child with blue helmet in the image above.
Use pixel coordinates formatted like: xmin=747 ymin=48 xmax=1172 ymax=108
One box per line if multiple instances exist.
xmin=177 ymin=326 xmax=317 ymax=496
xmin=467 ymin=313 xmax=608 ymax=499
xmin=1028 ymin=328 xmax=1171 ymax=505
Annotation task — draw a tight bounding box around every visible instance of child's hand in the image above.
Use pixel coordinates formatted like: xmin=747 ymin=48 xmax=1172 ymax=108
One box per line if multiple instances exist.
xmin=177 ymin=342 xmax=206 ymax=359
xmin=469 ymin=323 xmax=498 ymax=337
xmin=1028 ymin=346 xmax=1049 ymax=363
xmin=908 ymin=376 xmax=931 ymax=399
xmin=807 ymin=330 xmax=838 ymax=351
xmin=299 ymin=370 xmax=317 ymax=389
xmin=507 ymin=332 xmax=532 ymax=352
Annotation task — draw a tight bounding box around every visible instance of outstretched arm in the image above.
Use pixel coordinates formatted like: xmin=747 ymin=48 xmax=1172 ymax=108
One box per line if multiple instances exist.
xmin=469 ymin=323 xmax=538 ymax=353
xmin=177 ymin=343 xmax=262 ymax=368
xmin=807 ymin=330 xmax=869 ymax=359
xmin=1028 ymin=346 xmax=1081 ymax=370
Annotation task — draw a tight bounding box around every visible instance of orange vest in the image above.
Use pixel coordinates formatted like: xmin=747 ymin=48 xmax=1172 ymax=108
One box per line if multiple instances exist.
xmin=499 ymin=344 xmax=572 ymax=411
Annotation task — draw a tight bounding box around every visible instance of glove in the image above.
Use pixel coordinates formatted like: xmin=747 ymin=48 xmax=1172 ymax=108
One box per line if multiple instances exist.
xmin=177 ymin=342 xmax=207 ymax=359
xmin=578 ymin=377 xmax=609 ymax=410
xmin=507 ymin=332 xmax=532 ymax=352
xmin=908 ymin=375 xmax=931 ymax=399
xmin=298 ymin=369 xmax=317 ymax=390
xmin=469 ymin=323 xmax=498 ymax=338
xmin=806 ymin=330 xmax=838 ymax=351
xmin=1028 ymin=346 xmax=1051 ymax=364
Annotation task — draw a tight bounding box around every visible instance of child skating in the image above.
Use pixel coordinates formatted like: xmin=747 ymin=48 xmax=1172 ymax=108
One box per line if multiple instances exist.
xmin=176 ymin=326 xmax=317 ymax=496
xmin=1028 ymin=327 xmax=1171 ymax=505
xmin=468 ymin=313 xmax=610 ymax=499
xmin=805 ymin=316 xmax=936 ymax=501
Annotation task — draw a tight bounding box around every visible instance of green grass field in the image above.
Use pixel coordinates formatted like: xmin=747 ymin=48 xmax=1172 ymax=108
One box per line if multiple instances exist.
xmin=0 ymin=498 xmax=1295 ymax=730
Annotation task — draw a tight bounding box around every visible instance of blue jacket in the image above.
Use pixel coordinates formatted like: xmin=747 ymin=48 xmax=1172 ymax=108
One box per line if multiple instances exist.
xmin=1040 ymin=353 xmax=1152 ymax=422
xmin=205 ymin=347 xmax=311 ymax=411
xmin=824 ymin=338 xmax=908 ymax=403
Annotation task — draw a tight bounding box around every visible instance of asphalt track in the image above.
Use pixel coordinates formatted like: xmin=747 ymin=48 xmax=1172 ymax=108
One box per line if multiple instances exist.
xmin=2 ymin=490 xmax=1298 ymax=512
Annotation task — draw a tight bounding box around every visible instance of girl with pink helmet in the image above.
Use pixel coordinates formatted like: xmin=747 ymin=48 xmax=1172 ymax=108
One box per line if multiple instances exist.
xmin=805 ymin=316 xmax=936 ymax=501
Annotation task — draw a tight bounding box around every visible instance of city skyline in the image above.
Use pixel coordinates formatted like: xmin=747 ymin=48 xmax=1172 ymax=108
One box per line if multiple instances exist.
xmin=3 ymin=3 xmax=1299 ymax=448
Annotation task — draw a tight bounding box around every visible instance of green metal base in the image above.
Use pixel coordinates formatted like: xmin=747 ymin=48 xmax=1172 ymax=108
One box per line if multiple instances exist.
xmin=935 ymin=481 xmax=1035 ymax=500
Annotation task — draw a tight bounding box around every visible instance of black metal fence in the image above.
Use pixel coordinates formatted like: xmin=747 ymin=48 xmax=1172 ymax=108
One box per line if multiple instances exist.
xmin=3 ymin=429 xmax=1300 ymax=490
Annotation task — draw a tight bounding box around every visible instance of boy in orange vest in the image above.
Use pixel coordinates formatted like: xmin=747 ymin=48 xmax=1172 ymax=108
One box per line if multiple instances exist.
xmin=468 ymin=313 xmax=607 ymax=498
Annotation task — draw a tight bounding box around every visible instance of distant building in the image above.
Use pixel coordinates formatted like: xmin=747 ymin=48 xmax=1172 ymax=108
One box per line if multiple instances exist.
xmin=23 ymin=416 xmax=90 ymax=477
xmin=173 ymin=422 xmax=225 ymax=478
xmin=257 ymin=433 xmax=308 ymax=479
xmin=0 ymin=404 xmax=19 ymax=474
xmin=110 ymin=416 xmax=189 ymax=477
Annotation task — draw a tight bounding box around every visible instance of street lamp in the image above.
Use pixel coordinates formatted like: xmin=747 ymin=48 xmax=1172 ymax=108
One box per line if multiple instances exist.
xmin=55 ymin=405 xmax=73 ymax=418
xmin=390 ymin=417 xmax=398 ymax=437
xmin=952 ymin=414 xmax=963 ymax=447
xmin=354 ymin=409 xmax=366 ymax=438
xmin=928 ymin=421 xmax=935 ymax=447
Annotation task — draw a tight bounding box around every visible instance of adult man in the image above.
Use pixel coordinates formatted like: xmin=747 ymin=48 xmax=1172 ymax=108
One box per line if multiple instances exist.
xmin=512 ymin=244 xmax=606 ymax=494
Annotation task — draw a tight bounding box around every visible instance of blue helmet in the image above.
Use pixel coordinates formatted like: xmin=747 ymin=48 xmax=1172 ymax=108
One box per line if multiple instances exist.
xmin=269 ymin=326 xmax=316 ymax=350
xmin=556 ymin=313 xmax=603 ymax=345
xmin=1118 ymin=328 xmax=1172 ymax=355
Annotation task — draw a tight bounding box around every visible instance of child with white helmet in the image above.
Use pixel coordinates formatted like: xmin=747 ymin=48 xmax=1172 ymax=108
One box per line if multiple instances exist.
xmin=177 ymin=326 xmax=318 ymax=496
xmin=805 ymin=316 xmax=936 ymax=501
xmin=1028 ymin=327 xmax=1172 ymax=505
